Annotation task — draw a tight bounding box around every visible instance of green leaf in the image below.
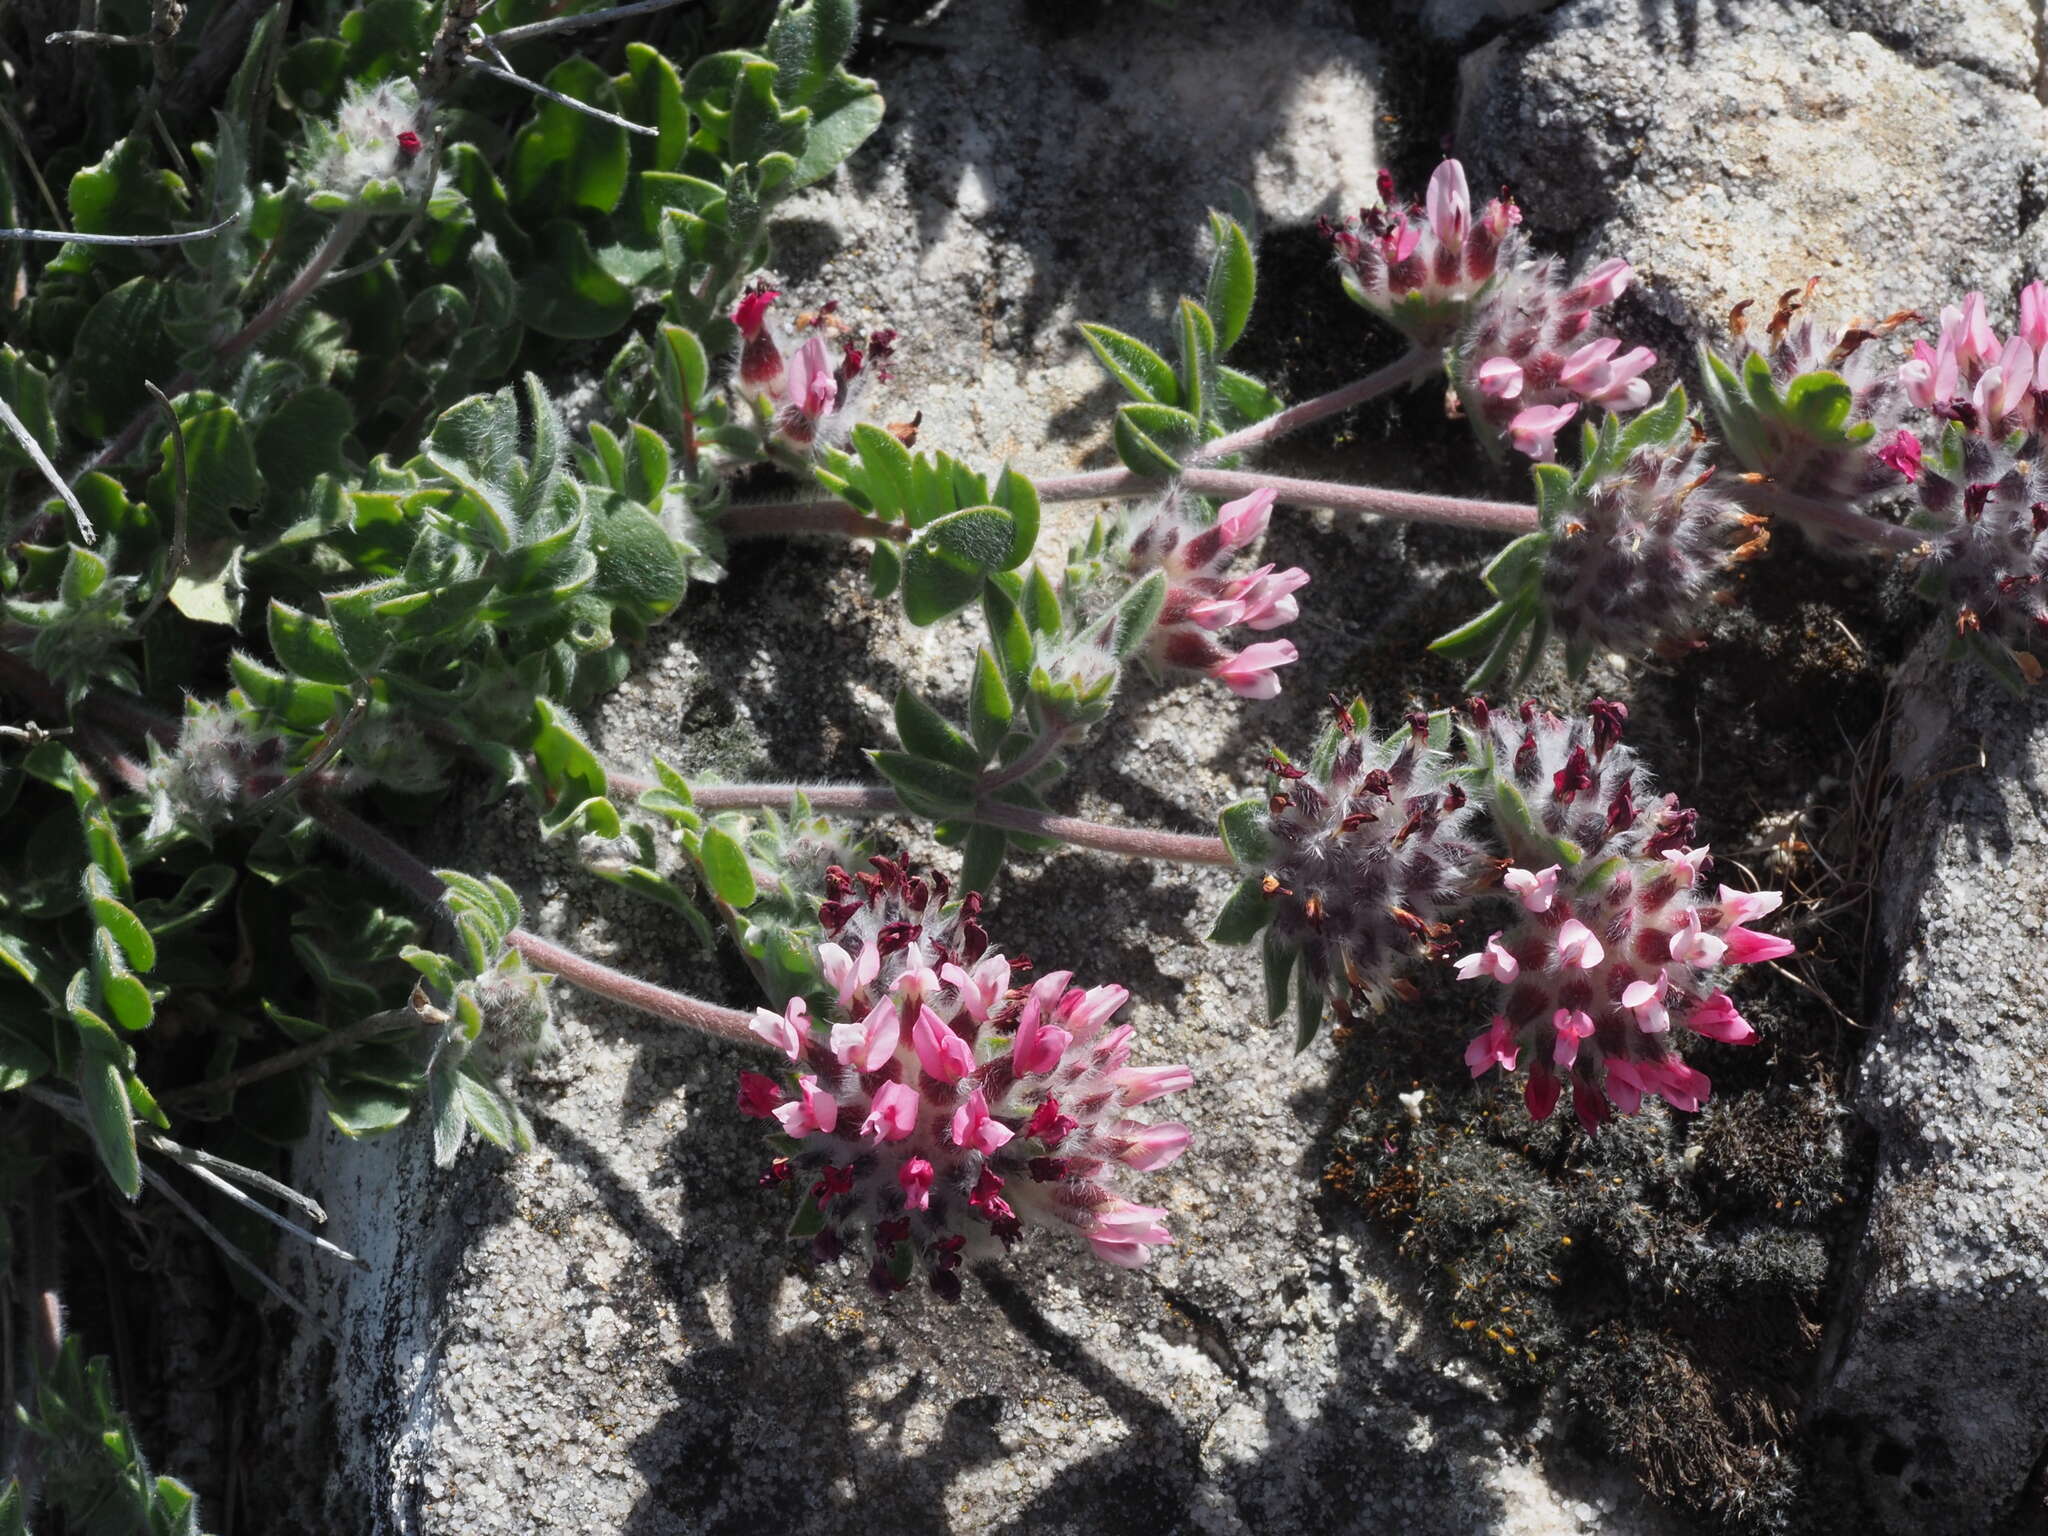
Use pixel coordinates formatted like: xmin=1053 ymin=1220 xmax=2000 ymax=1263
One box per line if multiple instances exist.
xmin=869 ymin=750 xmax=978 ymax=818
xmin=1261 ymin=931 xmax=1295 ymax=1025
xmin=457 ymin=1069 xmax=525 ymax=1152
xmin=266 ymin=601 xmax=357 ymax=684
xmin=958 ymin=821 xmax=1006 ymax=894
xmin=1294 ymin=958 xmax=1324 ymax=1053
xmin=968 ymin=648 xmax=1014 ymax=757
xmin=699 ymin=824 xmax=758 ymax=907
xmin=1177 ymin=298 xmax=1214 ymax=423
xmin=508 ymin=57 xmax=631 ymax=218
xmin=894 ymin=687 xmax=982 ymax=774
xmin=84 ymin=866 xmax=155 ymax=972
xmin=77 ymin=1050 xmax=140 ymax=1198
xmin=1113 ymin=402 xmax=1200 ymax=477
xmin=1783 ymin=370 xmax=1854 ymax=437
xmin=1204 ymin=211 xmax=1257 ymax=351
xmin=1023 ymin=567 xmax=1063 ymax=635
xmin=254 ymin=388 xmax=351 ymax=496
xmin=981 ymin=576 xmax=1034 ymax=688
xmin=1428 ymin=598 xmax=1521 ymax=665
xmin=1481 ymin=530 xmax=1548 ymax=599
xmin=900 ymin=507 xmax=1016 ymax=626
xmin=323 ymin=1078 xmax=414 ymax=1136
xmin=789 ymin=80 xmax=883 ymax=189
xmin=1108 ymin=570 xmax=1168 ymax=660
xmin=147 ymin=406 xmax=263 ymax=542
xmin=851 ymin=423 xmax=916 ymax=518
xmin=1618 ymin=383 xmax=1688 ymax=456
xmin=1078 ymin=324 xmax=1178 ymax=406
xmin=531 ymin=699 xmax=621 ymax=838
xmin=868 ymin=539 xmax=901 ymax=599
xmin=520 ymin=220 xmax=634 ymax=341
xmin=991 ymin=465 xmax=1039 ymax=568
xmin=1208 ymin=875 xmax=1274 ymax=944
xmin=1217 ymin=798 xmax=1272 ymax=865
xmin=1213 ymin=366 xmax=1285 ymax=428
xmin=1530 ymin=461 xmax=1576 ymax=532
xmin=766 ymin=0 xmax=859 ymax=103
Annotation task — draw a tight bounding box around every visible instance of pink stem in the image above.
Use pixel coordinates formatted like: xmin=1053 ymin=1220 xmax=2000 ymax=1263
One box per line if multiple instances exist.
xmin=658 ymin=780 xmax=1238 ymax=867
xmin=305 ymin=795 xmax=766 ymax=1049
xmin=1739 ymin=483 xmax=1926 ymax=553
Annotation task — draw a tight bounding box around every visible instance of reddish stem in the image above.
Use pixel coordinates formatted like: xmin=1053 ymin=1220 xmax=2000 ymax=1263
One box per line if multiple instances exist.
xmin=657 ymin=780 xmax=1238 ymax=867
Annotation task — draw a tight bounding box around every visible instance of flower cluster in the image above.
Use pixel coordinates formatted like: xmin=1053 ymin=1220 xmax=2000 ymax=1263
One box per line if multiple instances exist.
xmin=1894 ymin=284 xmax=2048 ymax=442
xmin=1701 ymin=284 xmax=1913 ymax=510
xmin=732 ymin=289 xmax=897 ymax=453
xmin=301 ymin=81 xmax=436 ymax=210
xmin=736 ymin=856 xmax=1193 ymax=1297
xmin=1453 ymin=252 xmax=1650 ymax=460
xmin=1116 ymin=487 xmax=1307 ymax=698
xmin=1455 ymin=699 xmax=1789 ymax=1131
xmin=1911 ymin=428 xmax=2048 ymax=678
xmin=1255 ymin=703 xmax=1488 ymax=1019
xmin=1324 ymin=160 xmax=1522 ymax=349
xmin=1539 ymin=390 xmax=1766 ymax=664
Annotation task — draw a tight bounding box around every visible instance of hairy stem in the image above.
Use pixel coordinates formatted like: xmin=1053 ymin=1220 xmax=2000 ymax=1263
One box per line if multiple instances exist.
xmin=1740 ymin=482 xmax=1926 ymax=554
xmin=721 ymin=501 xmax=910 ymax=542
xmin=657 ymin=780 xmax=1238 ymax=867
xmin=304 ymin=795 xmax=766 ymax=1048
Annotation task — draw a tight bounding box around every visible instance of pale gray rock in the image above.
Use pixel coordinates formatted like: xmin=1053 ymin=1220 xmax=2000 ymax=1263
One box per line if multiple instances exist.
xmin=1457 ymin=0 xmax=2048 ymax=341
xmin=1811 ymin=634 xmax=2048 ymax=1533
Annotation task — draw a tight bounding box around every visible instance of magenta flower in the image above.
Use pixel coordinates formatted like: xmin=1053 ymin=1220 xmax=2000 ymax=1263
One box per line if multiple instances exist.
xmin=1876 ymin=429 xmax=1923 ymax=482
xmin=1210 ymin=640 xmax=1300 ymax=700
xmin=1455 ymin=932 xmax=1520 ymax=984
xmin=1456 ymin=701 xmax=1785 ymax=1127
xmin=1506 ymin=403 xmax=1579 ymax=461
xmin=728 ymin=289 xmax=892 ymax=453
xmin=750 ymin=997 xmax=807 ymax=1060
xmin=739 ymin=858 xmax=1193 ymax=1296
xmin=1115 ymin=488 xmax=1311 ymax=699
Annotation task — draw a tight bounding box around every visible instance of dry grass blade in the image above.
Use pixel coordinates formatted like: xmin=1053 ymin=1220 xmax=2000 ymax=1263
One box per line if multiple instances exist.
xmin=0 ymin=389 xmax=93 ymax=543
xmin=485 ymin=0 xmax=696 ymax=47
xmin=460 ymin=52 xmax=660 ymax=136
xmin=0 ymin=210 xmax=241 ymax=246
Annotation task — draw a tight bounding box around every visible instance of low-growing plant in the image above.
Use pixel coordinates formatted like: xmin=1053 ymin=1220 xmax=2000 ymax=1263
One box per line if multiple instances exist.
xmin=0 ymin=2 xmax=2011 ymax=1526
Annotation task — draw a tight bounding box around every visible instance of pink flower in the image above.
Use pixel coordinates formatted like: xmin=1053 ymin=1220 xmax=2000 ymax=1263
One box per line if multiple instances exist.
xmin=1565 ymin=257 xmax=1632 ymax=312
xmin=1555 ymin=918 xmax=1605 ymax=970
xmin=1425 ymin=157 xmax=1470 ymax=248
xmin=911 ymin=1009 xmax=975 ymax=1083
xmin=732 ymin=289 xmax=779 ymax=339
xmin=1941 ymin=293 xmax=1997 ymax=371
xmin=1525 ymin=1061 xmax=1562 ymax=1120
xmin=1722 ymin=926 xmax=1796 ymax=964
xmin=1025 ymin=1096 xmax=1077 ymax=1145
xmin=939 ymin=954 xmax=1009 ymax=1022
xmin=1552 ymin=1007 xmax=1596 ymax=1066
xmin=1464 ymin=1015 xmax=1520 ymax=1077
xmin=819 ymin=939 xmax=879 ymax=1011
xmin=1603 ymin=1056 xmax=1647 ymax=1115
xmin=749 ymin=998 xmax=807 ymax=1060
xmin=1228 ymin=566 xmax=1312 ymax=631
xmin=1899 ymin=339 xmax=1957 ymax=410
xmin=829 ymin=998 xmax=903 ymax=1072
xmin=1504 ymin=864 xmax=1560 ymax=913
xmin=1644 ymin=1057 xmax=1711 ymax=1113
xmin=1683 ymin=991 xmax=1758 ymax=1044
xmin=1012 ymin=1003 xmax=1072 ymax=1077
xmin=1117 ymin=1121 xmax=1192 ymax=1171
xmin=1876 ymin=429 xmax=1922 ymax=482
xmin=2021 ymin=281 xmax=2048 ymax=352
xmin=1507 ymin=402 xmax=1579 ymax=460
xmin=1666 ymin=909 xmax=1727 ymax=968
xmin=737 ymin=1071 xmax=785 ymax=1119
xmin=1116 ymin=1063 xmax=1193 ymax=1105
xmin=1661 ymin=844 xmax=1713 ymax=882
xmin=1476 ymin=355 xmax=1525 ymax=400
xmin=786 ymin=335 xmax=839 ymax=421
xmin=772 ymin=1074 xmax=838 ymax=1137
xmin=1621 ymin=969 xmax=1672 ymax=1033
xmin=950 ymin=1089 xmax=1015 ymax=1155
xmin=861 ymin=1080 xmax=921 ymax=1143
xmin=1087 ymin=1201 xmax=1173 ymax=1267
xmin=1060 ymin=983 xmax=1130 ymax=1036
xmin=1211 ymin=640 xmax=1299 ymax=699
xmin=1715 ymin=884 xmax=1784 ymax=926
xmin=899 ymin=1156 xmax=935 ymax=1211
xmin=1215 ymin=487 xmax=1277 ymax=550
xmin=1455 ymin=931 xmax=1520 ymax=984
